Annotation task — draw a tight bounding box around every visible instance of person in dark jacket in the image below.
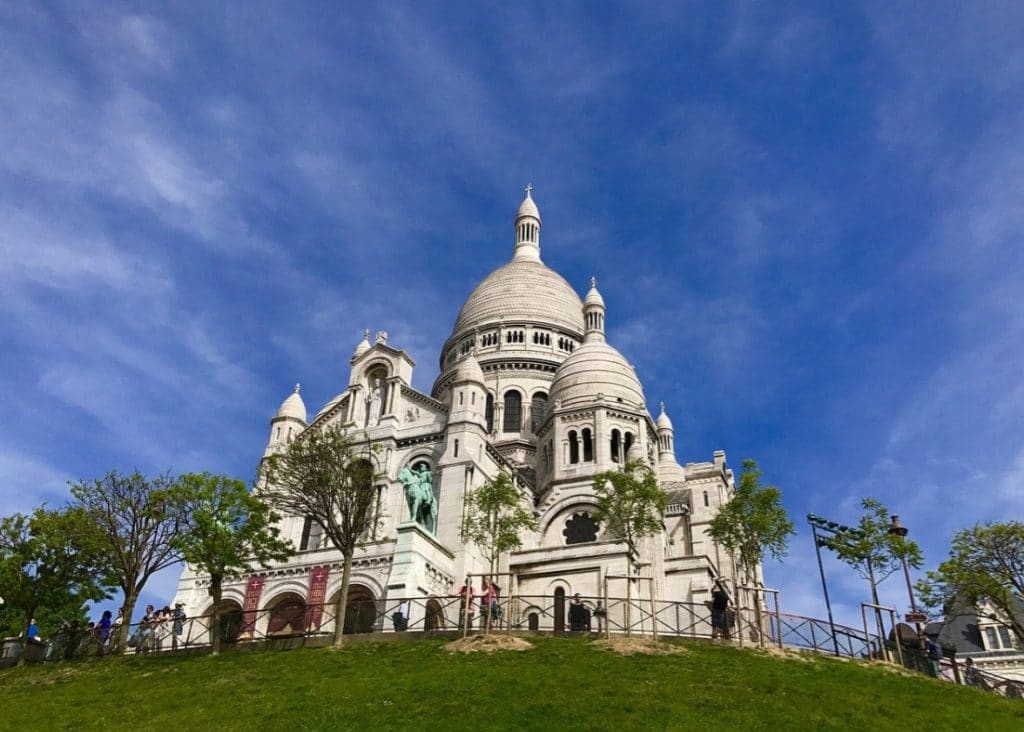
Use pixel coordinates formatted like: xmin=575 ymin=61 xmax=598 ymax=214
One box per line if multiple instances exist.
xmin=568 ymin=594 xmax=590 ymax=632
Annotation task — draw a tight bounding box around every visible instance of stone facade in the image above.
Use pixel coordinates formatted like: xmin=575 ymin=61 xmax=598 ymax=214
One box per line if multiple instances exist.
xmin=172 ymin=189 xmax=749 ymax=634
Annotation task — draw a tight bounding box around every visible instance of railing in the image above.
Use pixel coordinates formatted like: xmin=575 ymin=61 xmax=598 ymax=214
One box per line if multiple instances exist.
xmin=12 ymin=594 xmax=1024 ymax=699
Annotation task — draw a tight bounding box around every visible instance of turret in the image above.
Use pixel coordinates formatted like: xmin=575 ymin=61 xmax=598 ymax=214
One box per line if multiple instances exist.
xmin=512 ymin=183 xmax=542 ymax=262
xmin=582 ymin=277 xmax=606 ymax=343
xmin=656 ymin=402 xmax=675 ymax=460
xmin=264 ymin=384 xmax=307 ymax=457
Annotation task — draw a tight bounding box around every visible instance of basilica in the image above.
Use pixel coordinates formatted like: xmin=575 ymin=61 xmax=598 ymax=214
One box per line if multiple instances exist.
xmin=172 ymin=188 xmax=745 ymax=635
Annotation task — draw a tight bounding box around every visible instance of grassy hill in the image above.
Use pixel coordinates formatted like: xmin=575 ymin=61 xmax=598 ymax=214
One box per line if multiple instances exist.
xmin=1 ymin=636 xmax=1021 ymax=730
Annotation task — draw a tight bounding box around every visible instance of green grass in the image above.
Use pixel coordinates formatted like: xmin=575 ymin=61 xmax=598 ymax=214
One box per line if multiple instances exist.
xmin=1 ymin=637 xmax=1021 ymax=730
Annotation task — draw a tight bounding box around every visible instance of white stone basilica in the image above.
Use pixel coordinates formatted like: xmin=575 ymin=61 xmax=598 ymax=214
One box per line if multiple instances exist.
xmin=173 ymin=188 xmax=745 ymax=635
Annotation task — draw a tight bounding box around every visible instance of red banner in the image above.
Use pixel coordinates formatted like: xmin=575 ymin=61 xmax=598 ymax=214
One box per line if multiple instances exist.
xmin=305 ymin=565 xmax=330 ymax=630
xmin=241 ymin=574 xmax=265 ymax=636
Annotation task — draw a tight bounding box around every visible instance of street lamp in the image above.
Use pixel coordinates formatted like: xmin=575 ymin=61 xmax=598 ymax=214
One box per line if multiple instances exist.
xmin=888 ymin=514 xmax=926 ymax=637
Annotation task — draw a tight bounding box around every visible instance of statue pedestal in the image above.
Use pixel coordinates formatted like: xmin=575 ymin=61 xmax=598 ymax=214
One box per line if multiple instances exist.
xmin=386 ymin=522 xmax=455 ymax=606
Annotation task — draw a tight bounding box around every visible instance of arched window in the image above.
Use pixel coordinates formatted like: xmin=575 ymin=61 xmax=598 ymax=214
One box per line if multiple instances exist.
xmin=582 ymin=428 xmax=593 ymax=462
xmin=531 ymin=392 xmax=548 ymax=432
xmin=624 ymin=432 xmax=634 ymax=458
xmin=568 ymin=430 xmax=579 ymax=464
xmin=564 ymin=512 xmax=599 ymax=545
xmin=485 ymin=393 xmax=494 ymax=433
xmin=503 ymin=390 xmax=522 ymax=432
xmin=610 ymin=429 xmax=621 ymax=463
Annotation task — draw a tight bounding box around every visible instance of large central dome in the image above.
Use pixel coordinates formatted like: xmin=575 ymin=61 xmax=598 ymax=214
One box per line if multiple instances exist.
xmin=452 ymin=259 xmax=584 ymax=335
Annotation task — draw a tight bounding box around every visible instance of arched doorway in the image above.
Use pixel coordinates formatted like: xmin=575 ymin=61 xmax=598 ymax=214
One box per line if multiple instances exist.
xmin=528 ymin=612 xmax=540 ymax=631
xmin=553 ymin=588 xmax=566 ymax=632
xmin=267 ymin=593 xmax=308 ymax=636
xmin=424 ymin=599 xmax=445 ymax=631
xmin=206 ymin=600 xmax=244 ymax=645
xmin=344 ymin=585 xmax=377 ymax=634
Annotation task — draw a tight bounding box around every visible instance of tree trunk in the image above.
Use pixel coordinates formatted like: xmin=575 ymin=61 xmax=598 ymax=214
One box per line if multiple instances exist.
xmin=333 ymin=552 xmax=354 ymax=647
xmin=118 ymin=589 xmax=140 ymax=652
xmin=866 ymin=559 xmax=885 ymax=658
xmin=210 ymin=576 xmax=223 ymax=656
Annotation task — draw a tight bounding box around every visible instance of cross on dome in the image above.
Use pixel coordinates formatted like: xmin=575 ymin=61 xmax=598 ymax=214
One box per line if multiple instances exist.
xmin=294 ymin=383 xmax=301 ymax=394
xmin=524 ymin=182 xmax=533 ymax=196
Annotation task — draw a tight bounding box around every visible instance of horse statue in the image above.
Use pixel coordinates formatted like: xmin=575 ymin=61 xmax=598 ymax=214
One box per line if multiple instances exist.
xmin=398 ymin=465 xmax=437 ymax=533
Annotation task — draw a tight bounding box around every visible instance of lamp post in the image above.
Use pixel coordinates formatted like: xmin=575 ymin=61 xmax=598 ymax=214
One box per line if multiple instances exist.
xmin=888 ymin=514 xmax=924 ymax=638
xmin=807 ymin=514 xmax=841 ymax=656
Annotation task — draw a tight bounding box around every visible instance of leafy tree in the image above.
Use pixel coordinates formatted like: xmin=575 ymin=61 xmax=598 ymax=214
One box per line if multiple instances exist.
xmin=826 ymin=498 xmax=923 ymax=610
xmin=707 ymin=459 xmax=795 ymax=643
xmin=264 ymin=425 xmax=384 ymax=646
xmin=459 ymin=471 xmax=538 ymax=631
xmin=917 ymin=521 xmax=1024 ymax=647
xmin=0 ymin=507 xmax=113 ymax=659
xmin=170 ymin=473 xmax=295 ymax=654
xmin=592 ymin=460 xmax=667 ymax=570
xmin=69 ymin=470 xmax=189 ymax=649
xmin=592 ymin=459 xmax=667 ymax=636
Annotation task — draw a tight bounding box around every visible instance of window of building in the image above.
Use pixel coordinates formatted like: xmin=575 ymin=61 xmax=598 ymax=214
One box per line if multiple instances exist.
xmin=703 ymin=491 xmax=709 ymax=507
xmin=582 ymin=428 xmax=593 ymax=462
xmin=531 ymin=392 xmax=548 ymax=432
xmin=563 ymin=512 xmax=599 ymax=545
xmin=568 ymin=430 xmax=579 ymax=464
xmin=610 ymin=429 xmax=621 ymax=463
xmin=485 ymin=393 xmax=494 ymax=432
xmin=623 ymin=432 xmax=634 ymax=457
xmin=503 ymin=390 xmax=522 ymax=431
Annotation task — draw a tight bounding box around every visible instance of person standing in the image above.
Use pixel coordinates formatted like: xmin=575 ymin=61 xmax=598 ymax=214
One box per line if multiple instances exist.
xmin=710 ymin=582 xmax=731 ymax=640
xmin=963 ymin=657 xmax=979 ymax=687
xmin=97 ymin=610 xmax=113 ymax=652
xmin=568 ymin=594 xmax=589 ymax=632
xmin=171 ymin=603 xmax=187 ymax=650
xmin=456 ymin=578 xmax=475 ymax=630
xmin=137 ymin=605 xmax=156 ymax=654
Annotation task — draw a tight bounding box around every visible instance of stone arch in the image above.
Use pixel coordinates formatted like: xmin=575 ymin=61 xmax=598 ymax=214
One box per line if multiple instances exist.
xmin=539 ymin=497 xmax=600 ymax=544
xmin=201 ymin=598 xmax=244 ymax=645
xmin=553 ymin=587 xmax=566 ymax=633
xmin=424 ymin=599 xmax=445 ymax=631
xmin=338 ymin=583 xmax=378 ymax=635
xmin=265 ymin=591 xmax=308 ymax=636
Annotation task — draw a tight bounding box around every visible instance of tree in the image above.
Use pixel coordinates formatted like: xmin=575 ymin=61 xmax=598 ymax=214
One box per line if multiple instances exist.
xmin=826 ymin=498 xmax=923 ymax=622
xmin=592 ymin=460 xmax=667 ymax=636
xmin=0 ymin=507 xmax=113 ymax=661
xmin=69 ymin=470 xmax=189 ymax=649
xmin=459 ymin=471 xmax=539 ymax=632
xmin=917 ymin=521 xmax=1024 ymax=648
xmin=263 ymin=425 xmax=384 ymax=646
xmin=707 ymin=459 xmax=795 ymax=644
xmin=169 ymin=473 xmax=294 ymax=654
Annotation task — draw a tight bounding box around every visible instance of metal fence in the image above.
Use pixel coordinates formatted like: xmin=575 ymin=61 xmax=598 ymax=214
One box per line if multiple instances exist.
xmin=8 ymin=593 xmax=1024 ymax=699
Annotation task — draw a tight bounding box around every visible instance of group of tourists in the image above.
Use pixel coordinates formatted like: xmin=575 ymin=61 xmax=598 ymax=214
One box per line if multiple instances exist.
xmin=134 ymin=602 xmax=187 ymax=653
xmin=456 ymin=577 xmax=503 ymax=629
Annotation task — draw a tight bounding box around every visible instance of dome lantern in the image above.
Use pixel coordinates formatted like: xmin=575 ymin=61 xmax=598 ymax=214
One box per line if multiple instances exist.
xmin=583 ymin=276 xmax=606 ymax=343
xmin=513 ymin=183 xmax=542 ymax=262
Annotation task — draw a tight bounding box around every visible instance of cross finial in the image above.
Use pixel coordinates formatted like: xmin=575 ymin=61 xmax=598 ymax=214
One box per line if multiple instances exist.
xmin=524 ymin=182 xmax=533 ymax=197
xmin=659 ymin=401 xmax=665 ymax=414
xmin=362 ymin=328 xmax=370 ymax=341
xmin=294 ymin=383 xmax=301 ymax=394
xmin=590 ymin=276 xmax=597 ymax=289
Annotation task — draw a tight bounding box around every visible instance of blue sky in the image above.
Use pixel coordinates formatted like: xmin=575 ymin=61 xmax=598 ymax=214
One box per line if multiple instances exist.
xmin=2 ymin=2 xmax=1022 ymax=628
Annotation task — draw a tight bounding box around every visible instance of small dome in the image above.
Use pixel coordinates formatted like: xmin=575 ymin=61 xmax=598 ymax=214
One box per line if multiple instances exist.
xmin=352 ymin=330 xmax=371 ymax=360
xmin=517 ymin=186 xmax=540 ymax=221
xmin=452 ymin=352 xmax=485 ymax=384
xmin=275 ymin=384 xmax=307 ymax=423
xmin=655 ymin=402 xmax=673 ymax=430
xmin=549 ymin=341 xmax=645 ymax=409
xmin=626 ymin=440 xmax=644 ymax=463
